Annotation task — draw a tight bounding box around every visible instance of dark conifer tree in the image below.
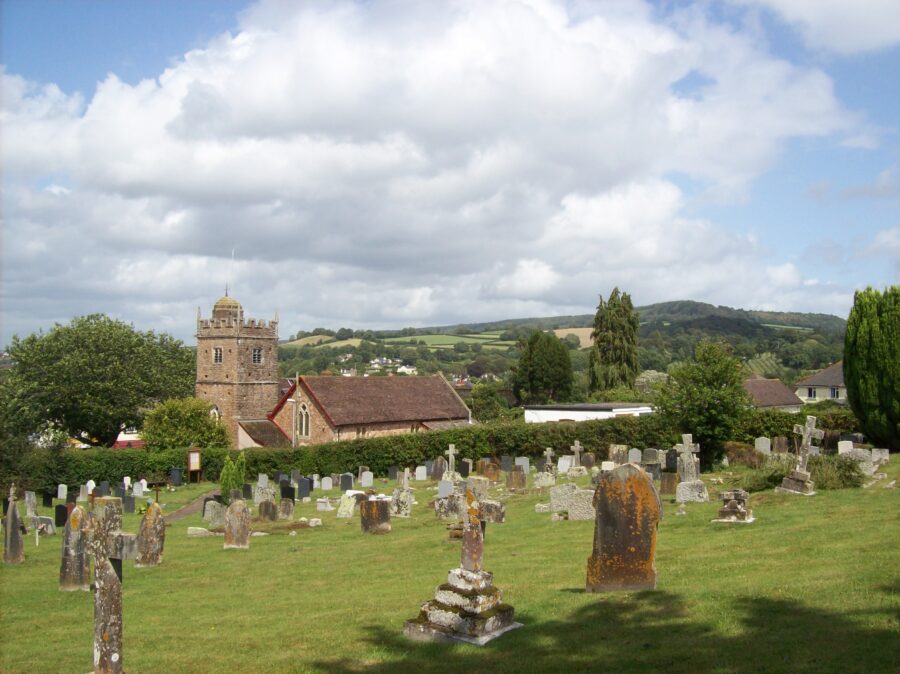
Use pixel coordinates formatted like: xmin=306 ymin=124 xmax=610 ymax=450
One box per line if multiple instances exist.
xmin=589 ymin=287 xmax=640 ymax=392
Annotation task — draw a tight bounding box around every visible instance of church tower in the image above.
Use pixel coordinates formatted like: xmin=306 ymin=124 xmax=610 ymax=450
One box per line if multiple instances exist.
xmin=195 ymin=295 xmax=280 ymax=447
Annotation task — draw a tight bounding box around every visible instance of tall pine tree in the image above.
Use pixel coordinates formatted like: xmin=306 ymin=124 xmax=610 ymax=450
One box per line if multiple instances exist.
xmin=588 ymin=288 xmax=640 ymax=392
xmin=844 ymin=286 xmax=899 ymax=449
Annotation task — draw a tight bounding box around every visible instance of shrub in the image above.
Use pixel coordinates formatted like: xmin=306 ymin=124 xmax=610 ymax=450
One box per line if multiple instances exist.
xmin=739 ymin=454 xmax=795 ymax=492
xmin=219 ymin=453 xmax=245 ymax=504
xmin=807 ymin=455 xmax=864 ymax=490
xmin=724 ymin=441 xmax=764 ymax=469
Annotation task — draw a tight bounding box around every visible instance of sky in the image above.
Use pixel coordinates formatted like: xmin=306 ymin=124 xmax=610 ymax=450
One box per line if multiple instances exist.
xmin=2 ymin=0 xmax=898 ymax=345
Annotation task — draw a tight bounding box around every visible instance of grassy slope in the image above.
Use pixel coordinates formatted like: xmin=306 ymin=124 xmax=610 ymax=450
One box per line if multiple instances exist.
xmin=2 ymin=466 xmax=898 ymax=674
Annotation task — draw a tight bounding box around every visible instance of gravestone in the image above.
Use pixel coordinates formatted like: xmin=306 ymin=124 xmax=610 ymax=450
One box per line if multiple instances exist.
xmin=642 ymin=449 xmax=658 ymax=464
xmin=431 ymin=457 xmax=447 ymax=482
xmin=224 ymin=499 xmax=251 ymax=550
xmin=837 ymin=440 xmax=854 ymax=455
xmin=86 ymin=480 xmax=97 ymax=495
xmin=139 ymin=479 xmax=148 ymax=492
xmin=60 ymin=505 xmax=90 ymax=590
xmin=533 ymin=470 xmax=556 ymax=489
xmin=78 ymin=485 xmax=89 ymax=502
xmin=122 ymin=495 xmax=135 ymax=514
xmin=340 ymin=473 xmax=354 ymax=492
xmin=460 ymin=459 xmax=472 ymax=478
xmin=664 ymin=449 xmax=678 ymax=473
xmin=404 ymin=489 xmax=520 ymax=644
xmin=258 ymin=500 xmax=278 ymax=521
xmin=755 ymin=437 xmax=772 ymax=455
xmin=55 ymin=504 xmax=69 ymax=527
xmin=316 ymin=498 xmax=334 ymax=512
xmin=506 ymin=466 xmax=527 ymax=491
xmin=514 ymin=456 xmax=530 ymax=473
xmin=643 ymin=463 xmax=661 ymax=481
xmin=586 ymin=463 xmax=662 ymax=592
xmin=570 ymin=441 xmax=584 ymax=467
xmin=85 ymin=497 xmax=137 ymax=673
xmin=169 ymin=468 xmax=183 ymax=486
xmin=57 ymin=484 xmax=68 ymax=500
xmin=242 ymin=484 xmax=252 ymax=499
xmin=480 ymin=499 xmax=506 ymax=523
xmin=675 ymin=434 xmax=708 ymax=503
xmin=543 ymin=447 xmax=555 ymax=469
xmin=257 ymin=474 xmax=269 ymax=488
xmin=550 ymin=483 xmax=577 ymax=513
xmin=712 ymin=489 xmax=754 ymax=524
xmin=278 ymin=498 xmax=295 ymax=520
xmin=557 ymin=456 xmax=573 ymax=473
xmin=98 ymin=481 xmax=111 ymax=496
xmin=476 ymin=458 xmax=500 ymax=482
xmin=425 ymin=460 xmax=434 ymax=475
xmin=361 ymin=471 xmax=374 ymax=488
xmin=4 ymin=485 xmax=25 ymax=564
xmin=609 ymin=445 xmax=628 ymax=465
xmin=123 ymin=476 xmax=131 ymax=490
xmin=600 ymin=461 xmax=615 ymax=473
xmin=312 ymin=474 xmax=320 ymax=490
xmin=280 ymin=484 xmax=296 ymax=501
xmin=390 ymin=480 xmax=414 ymax=518
xmin=776 ymin=416 xmax=822 ymax=496
xmin=291 ymin=470 xmax=302 ymax=485
xmin=660 ymin=472 xmax=679 ymax=496
xmin=203 ymin=501 xmax=226 ymax=527
xmin=135 ymin=502 xmax=166 ymax=566
xmin=388 ymin=466 xmax=399 ymax=481
xmin=253 ymin=485 xmax=274 ymax=505
xmin=336 ymin=492 xmax=361 ymax=518
xmin=467 ymin=476 xmax=490 ymax=501
xmin=360 ymin=497 xmax=391 ymax=534
xmin=274 ymin=471 xmax=286 ymax=486
xmin=297 ymin=477 xmax=312 ymax=499
xmin=434 ymin=492 xmax=465 ymax=520
xmin=26 ymin=491 xmax=38 ymax=518
xmin=415 ymin=466 xmax=428 ymax=481
xmin=567 ymin=489 xmax=596 ymax=521
xmin=438 ymin=481 xmax=454 ymax=498
xmin=536 ymin=457 xmax=547 ymax=473
xmin=446 ymin=445 xmax=459 ymax=474
xmin=500 ymin=455 xmax=513 ymax=473
xmin=321 ymin=476 xmax=334 ymax=491
xmin=114 ymin=484 xmax=126 ymax=499
xmin=773 ymin=436 xmax=788 ymax=453
xmin=846 ymin=448 xmax=876 ymax=476
xmin=582 ymin=453 xmax=596 ymax=470
xmin=41 ymin=491 xmax=53 ymax=509
xmin=627 ymin=448 xmax=642 ymax=464
xmin=132 ymin=482 xmax=144 ymax=498
xmin=357 ymin=466 xmax=370 ymax=481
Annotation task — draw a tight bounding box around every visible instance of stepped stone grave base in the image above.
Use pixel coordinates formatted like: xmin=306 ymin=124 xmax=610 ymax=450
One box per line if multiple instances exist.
xmin=776 ymin=469 xmax=816 ymax=496
xmin=403 ymin=568 xmax=522 ymax=646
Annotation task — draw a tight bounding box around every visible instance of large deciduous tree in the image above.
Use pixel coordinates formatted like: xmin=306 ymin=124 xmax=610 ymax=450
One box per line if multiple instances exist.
xmin=844 ymin=286 xmax=899 ymax=449
xmin=655 ymin=340 xmax=752 ymax=467
xmin=513 ymin=331 xmax=574 ymax=404
xmin=141 ymin=397 xmax=230 ymax=450
xmin=5 ymin=314 xmax=194 ymax=446
xmin=589 ymin=287 xmax=640 ymax=392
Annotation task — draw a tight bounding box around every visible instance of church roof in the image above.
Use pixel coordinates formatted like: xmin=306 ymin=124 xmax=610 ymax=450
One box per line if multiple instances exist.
xmin=795 ymin=361 xmax=845 ymax=387
xmin=213 ymin=295 xmax=242 ymax=311
xmin=238 ymin=420 xmax=290 ymax=447
xmin=274 ymin=375 xmax=471 ymax=428
xmin=743 ymin=377 xmax=803 ymax=409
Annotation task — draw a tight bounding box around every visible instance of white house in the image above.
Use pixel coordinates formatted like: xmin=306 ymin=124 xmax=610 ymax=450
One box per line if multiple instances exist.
xmin=524 ymin=402 xmax=654 ymax=423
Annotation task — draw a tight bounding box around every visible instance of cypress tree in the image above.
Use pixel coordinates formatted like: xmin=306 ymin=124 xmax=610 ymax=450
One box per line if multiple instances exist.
xmin=844 ymin=286 xmax=899 ymax=449
xmin=513 ymin=331 xmax=574 ymax=404
xmin=589 ymin=287 xmax=640 ymax=392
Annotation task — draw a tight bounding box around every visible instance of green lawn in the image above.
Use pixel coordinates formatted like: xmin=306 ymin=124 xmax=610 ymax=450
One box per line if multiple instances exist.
xmin=2 ymin=465 xmax=898 ymax=673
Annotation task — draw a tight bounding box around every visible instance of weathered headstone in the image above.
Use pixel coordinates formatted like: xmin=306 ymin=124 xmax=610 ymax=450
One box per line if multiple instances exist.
xmin=122 ymin=495 xmax=135 ymax=514
xmin=25 ymin=491 xmax=38 ymax=518
xmin=431 ymin=457 xmax=447 ymax=482
xmin=608 ymin=444 xmax=628 ymax=465
xmin=846 ymin=448 xmax=876 ymax=476
xmin=642 ymin=448 xmax=658 ymax=464
xmin=467 ymin=476 xmax=490 ymax=501
xmin=535 ymin=457 xmax=547 ymax=473
xmin=567 ymin=489 xmax=596 ymax=521
xmin=773 ymin=436 xmax=788 ymax=453
xmin=224 ymin=499 xmax=251 ymax=550
xmin=600 ymin=461 xmax=615 ymax=473
xmin=253 ymin=485 xmax=275 ymax=505
xmin=388 ymin=466 xmax=399 ymax=481
xmin=258 ymin=500 xmax=278 ymax=521
xmin=316 ymin=498 xmax=334 ymax=512
xmin=356 ymin=466 xmax=369 ymax=482
xmin=557 ymin=456 xmax=573 ymax=473
xmin=135 ymin=502 xmax=166 ymax=566
xmin=336 ymin=492 xmax=361 ymax=518
xmin=203 ymin=500 xmax=226 ymax=527
xmin=415 ymin=466 xmax=427 ymax=481
xmin=711 ymin=489 xmax=754 ymax=524
xmin=4 ymin=485 xmax=25 ymax=564
xmin=659 ymin=472 xmax=679 ymax=496
xmin=506 ymin=466 xmax=527 ymax=491
xmin=837 ymin=440 xmax=854 ymax=455
xmin=360 ymin=497 xmax=391 ymax=534
xmin=438 ymin=480 xmax=454 ymax=498
xmin=85 ymin=497 xmax=137 ymax=673
xmin=360 ymin=471 xmax=374 ymax=488
xmin=446 ymin=444 xmax=459 ymax=475
xmin=543 ymin=447 xmax=555 ymax=469
xmin=132 ymin=482 xmax=144 ymax=498
xmin=776 ymin=416 xmax=822 ymax=496
xmin=340 ymin=473 xmax=354 ymax=492
xmin=480 ymin=499 xmax=506 ymax=523
xmin=533 ymin=470 xmax=556 ymax=488
xmin=500 ymin=455 xmax=513 ymax=472
xmin=586 ymin=463 xmax=662 ymax=592
xmin=570 ymin=441 xmax=584 ymax=467
xmin=257 ymin=474 xmax=269 ymax=488
xmin=514 ymin=456 xmax=530 ymax=473
xmin=550 ymin=483 xmax=577 ymax=513
xmin=425 ymin=460 xmax=434 ymax=475
xmin=675 ymin=436 xmax=708 ymax=502
xmin=664 ymin=449 xmax=678 ymax=473
xmin=78 ymin=485 xmax=89 ymax=502
xmin=404 ymin=489 xmax=520 ymax=644
xmin=390 ymin=487 xmax=413 ymax=518
xmin=297 ymin=477 xmax=311 ymax=499
xmin=321 ymin=476 xmax=334 ymax=491
xmin=476 ymin=458 xmax=500 ymax=482
xmin=581 ymin=453 xmax=596 ymax=470
xmin=60 ymin=505 xmax=90 ymax=590
xmin=627 ymin=448 xmax=642 ymax=464
xmin=755 ymin=437 xmax=772 ymax=455
xmin=278 ymin=498 xmax=295 ymax=520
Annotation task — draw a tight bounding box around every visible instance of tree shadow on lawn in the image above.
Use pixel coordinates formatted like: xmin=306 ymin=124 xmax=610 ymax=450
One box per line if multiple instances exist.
xmin=314 ymin=587 xmax=898 ymax=674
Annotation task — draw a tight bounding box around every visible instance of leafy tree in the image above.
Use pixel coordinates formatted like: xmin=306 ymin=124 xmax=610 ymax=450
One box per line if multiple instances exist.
xmin=219 ymin=451 xmax=246 ymax=504
xmin=513 ymin=331 xmax=573 ymax=404
xmin=589 ymin=287 xmax=640 ymax=392
xmin=844 ymin=286 xmax=899 ymax=449
xmin=655 ymin=340 xmax=752 ymax=467
xmin=5 ymin=314 xmax=194 ymax=446
xmin=142 ymin=398 xmax=230 ymax=450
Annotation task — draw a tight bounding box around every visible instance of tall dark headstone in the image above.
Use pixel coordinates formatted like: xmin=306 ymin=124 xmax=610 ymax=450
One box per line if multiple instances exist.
xmin=258 ymin=500 xmax=278 ymax=521
xmin=665 ymin=449 xmax=678 ymax=473
xmin=169 ymin=468 xmax=183 ymax=486
xmin=122 ymin=496 xmax=135 ymax=514
xmin=280 ymin=484 xmax=295 ymax=501
xmin=360 ymin=499 xmax=392 ymax=534
xmin=586 ymin=464 xmax=662 ymax=592
xmin=42 ymin=492 xmax=54 ymax=508
xmin=340 ymin=473 xmax=354 ymax=492
xmin=4 ymin=485 xmax=25 ymax=564
xmin=55 ymin=504 xmax=69 ymax=527
xmin=431 ymin=457 xmax=447 ymax=482
xmin=500 ymin=455 xmax=513 ymax=472
xmin=66 ymin=492 xmax=77 ymax=505
xmin=114 ymin=484 xmax=126 ymax=499
xmin=459 ymin=460 xmax=470 ymax=478
xmin=98 ymin=481 xmax=111 ymax=496
xmin=388 ymin=466 xmax=399 ymax=481
xmin=242 ymin=483 xmax=253 ymax=499
xmin=297 ymin=478 xmax=311 ymax=499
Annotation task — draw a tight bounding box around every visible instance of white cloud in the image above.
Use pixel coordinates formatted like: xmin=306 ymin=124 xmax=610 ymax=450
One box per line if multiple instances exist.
xmin=0 ymin=0 xmax=879 ymax=342
xmin=736 ymin=0 xmax=900 ymax=54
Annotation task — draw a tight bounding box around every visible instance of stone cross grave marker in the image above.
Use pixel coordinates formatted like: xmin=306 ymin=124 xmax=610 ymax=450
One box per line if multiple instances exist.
xmin=4 ymin=484 xmax=25 ymax=564
xmin=571 ymin=441 xmax=583 ymax=467
xmin=794 ymin=416 xmax=824 ymax=474
xmin=543 ymin=447 xmax=555 ymax=468
xmin=85 ymin=497 xmax=137 ymax=674
xmin=446 ymin=444 xmax=458 ymax=474
xmin=586 ymin=464 xmax=662 ymax=592
xmin=676 ymin=434 xmax=700 ymax=482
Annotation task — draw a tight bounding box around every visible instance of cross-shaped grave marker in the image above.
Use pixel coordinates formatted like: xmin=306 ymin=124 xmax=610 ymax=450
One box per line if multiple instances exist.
xmin=676 ymin=434 xmax=700 ymax=482
xmin=401 ymin=468 xmax=410 ymax=490
xmin=793 ymin=415 xmax=824 ymax=473
xmin=570 ymin=441 xmax=583 ymax=467
xmin=544 ymin=447 xmax=555 ymax=469
xmin=85 ymin=497 xmax=137 ymax=674
xmin=445 ymin=444 xmax=458 ymax=474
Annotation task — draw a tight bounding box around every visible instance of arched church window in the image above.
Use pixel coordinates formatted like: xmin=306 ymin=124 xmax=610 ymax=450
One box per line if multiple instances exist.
xmin=298 ymin=403 xmax=310 ymax=438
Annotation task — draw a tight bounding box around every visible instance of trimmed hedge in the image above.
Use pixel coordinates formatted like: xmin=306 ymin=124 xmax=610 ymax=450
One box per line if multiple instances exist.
xmin=7 ymin=407 xmax=861 ymax=493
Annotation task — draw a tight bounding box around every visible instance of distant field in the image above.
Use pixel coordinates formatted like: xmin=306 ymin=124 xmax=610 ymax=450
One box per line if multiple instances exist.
xmin=283 ymin=335 xmax=335 ymax=348
xmin=383 ymin=334 xmax=516 ymax=351
xmin=313 ymin=338 xmax=362 ymax=349
xmin=554 ymin=327 xmax=592 ymax=348
xmin=746 ymin=352 xmax=786 ymax=378
xmin=762 ymin=323 xmax=813 ymax=332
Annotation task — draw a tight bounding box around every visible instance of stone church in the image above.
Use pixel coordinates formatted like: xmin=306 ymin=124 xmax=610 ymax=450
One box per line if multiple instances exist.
xmin=195 ymin=295 xmax=471 ymax=448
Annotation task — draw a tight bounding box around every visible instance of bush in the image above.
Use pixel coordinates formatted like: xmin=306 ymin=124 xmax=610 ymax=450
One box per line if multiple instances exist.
xmin=219 ymin=452 xmax=246 ymax=504
xmin=724 ymin=441 xmax=765 ymax=469
xmin=739 ymin=454 xmax=795 ymax=492
xmin=739 ymin=453 xmax=864 ymax=492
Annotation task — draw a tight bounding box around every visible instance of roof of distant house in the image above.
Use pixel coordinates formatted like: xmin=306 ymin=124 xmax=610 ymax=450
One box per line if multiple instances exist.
xmin=238 ymin=420 xmax=291 ymax=447
xmin=523 ymin=403 xmax=651 ymax=411
xmin=273 ymin=375 xmax=470 ymax=427
xmin=795 ymin=361 xmax=845 ymax=387
xmin=743 ymin=377 xmax=804 ymax=408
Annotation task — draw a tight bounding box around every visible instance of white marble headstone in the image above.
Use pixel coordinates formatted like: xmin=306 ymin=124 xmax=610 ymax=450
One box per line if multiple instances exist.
xmin=321 ymin=476 xmax=333 ymax=491
xmin=86 ymin=480 xmax=96 ymax=494
xmin=78 ymin=485 xmax=89 ymax=502
xmin=257 ymin=474 xmax=269 ymax=488
xmin=600 ymin=461 xmax=616 ymax=472
xmin=57 ymin=484 xmax=67 ymax=500
xmin=628 ymin=448 xmax=642 ymax=464
xmin=415 ymin=465 xmax=427 ymax=481
xmin=557 ymin=456 xmax=573 ymax=473
xmin=755 ymin=437 xmax=771 ymax=454
xmin=132 ymin=482 xmax=144 ymax=498
xmin=437 ymin=480 xmax=454 ymax=498
xmin=139 ymin=478 xmax=148 ymax=491
xmin=123 ymin=476 xmax=132 ymax=489
xmin=514 ymin=456 xmax=530 ymax=472
xmin=837 ymin=440 xmax=853 ymax=455
xmin=360 ymin=471 xmax=374 ymax=488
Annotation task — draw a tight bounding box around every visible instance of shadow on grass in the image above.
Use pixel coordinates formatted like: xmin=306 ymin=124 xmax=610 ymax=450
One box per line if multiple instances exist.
xmin=314 ymin=586 xmax=898 ymax=674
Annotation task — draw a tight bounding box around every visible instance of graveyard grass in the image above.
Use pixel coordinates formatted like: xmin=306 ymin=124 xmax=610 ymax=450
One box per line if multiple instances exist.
xmin=2 ymin=466 xmax=899 ymax=673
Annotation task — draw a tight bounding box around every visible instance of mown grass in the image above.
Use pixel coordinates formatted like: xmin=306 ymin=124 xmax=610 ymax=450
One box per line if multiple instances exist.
xmin=2 ymin=464 xmax=898 ymax=673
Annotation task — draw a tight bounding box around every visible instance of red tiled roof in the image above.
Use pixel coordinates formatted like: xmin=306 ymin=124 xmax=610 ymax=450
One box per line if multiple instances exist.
xmin=298 ymin=375 xmax=470 ymax=427
xmin=795 ymin=361 xmax=844 ymax=387
xmin=743 ymin=378 xmax=804 ymax=409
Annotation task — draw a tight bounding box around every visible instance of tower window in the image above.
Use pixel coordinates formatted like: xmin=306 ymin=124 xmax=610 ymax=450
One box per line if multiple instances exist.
xmin=213 ymin=347 xmax=223 ymax=364
xmin=252 ymin=348 xmax=263 ymax=364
